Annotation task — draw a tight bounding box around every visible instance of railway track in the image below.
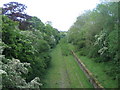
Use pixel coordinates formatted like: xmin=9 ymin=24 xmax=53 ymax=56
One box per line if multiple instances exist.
xmin=71 ymin=50 xmax=105 ymax=89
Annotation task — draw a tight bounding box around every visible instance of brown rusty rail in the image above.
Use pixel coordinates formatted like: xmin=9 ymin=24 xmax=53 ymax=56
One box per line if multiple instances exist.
xmin=71 ymin=50 xmax=104 ymax=89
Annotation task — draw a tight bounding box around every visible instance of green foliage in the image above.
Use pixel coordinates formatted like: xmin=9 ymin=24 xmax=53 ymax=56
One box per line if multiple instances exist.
xmin=60 ymin=38 xmax=75 ymax=56
xmin=0 ymin=40 xmax=42 ymax=89
xmin=77 ymin=56 xmax=118 ymax=88
xmin=68 ymin=2 xmax=119 ymax=81
xmin=42 ymin=44 xmax=92 ymax=88
xmin=27 ymin=16 xmax=60 ymax=48
xmin=44 ymin=24 xmax=60 ymax=48
xmin=2 ymin=2 xmax=32 ymax=30
xmin=59 ymin=38 xmax=70 ymax=56
xmin=1 ymin=8 xmax=60 ymax=88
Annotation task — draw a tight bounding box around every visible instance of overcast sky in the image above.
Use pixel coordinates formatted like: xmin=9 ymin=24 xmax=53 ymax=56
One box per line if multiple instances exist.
xmin=0 ymin=0 xmax=100 ymax=31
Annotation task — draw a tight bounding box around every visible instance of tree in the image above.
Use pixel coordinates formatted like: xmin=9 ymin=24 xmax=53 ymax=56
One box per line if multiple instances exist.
xmin=2 ymin=2 xmax=32 ymax=30
xmin=2 ymin=2 xmax=30 ymax=21
xmin=68 ymin=2 xmax=119 ymax=81
xmin=0 ymin=39 xmax=42 ymax=89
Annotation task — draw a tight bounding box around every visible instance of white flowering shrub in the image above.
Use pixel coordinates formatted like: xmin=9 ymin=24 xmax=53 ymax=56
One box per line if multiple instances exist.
xmin=1 ymin=14 xmax=60 ymax=89
xmin=98 ymin=47 xmax=108 ymax=55
xmin=0 ymin=40 xmax=42 ymax=89
xmin=94 ymin=31 xmax=108 ymax=55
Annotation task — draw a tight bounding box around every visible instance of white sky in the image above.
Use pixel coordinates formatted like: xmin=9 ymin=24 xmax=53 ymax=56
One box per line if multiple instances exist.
xmin=0 ymin=0 xmax=100 ymax=31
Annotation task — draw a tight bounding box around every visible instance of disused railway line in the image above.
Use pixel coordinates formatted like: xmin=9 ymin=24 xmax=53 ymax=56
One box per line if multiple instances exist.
xmin=71 ymin=50 xmax=105 ymax=89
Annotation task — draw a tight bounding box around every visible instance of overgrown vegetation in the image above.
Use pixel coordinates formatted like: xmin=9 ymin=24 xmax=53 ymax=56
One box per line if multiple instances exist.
xmin=42 ymin=42 xmax=93 ymax=88
xmin=1 ymin=2 xmax=60 ymax=89
xmin=67 ymin=1 xmax=119 ymax=87
xmin=0 ymin=1 xmax=119 ymax=89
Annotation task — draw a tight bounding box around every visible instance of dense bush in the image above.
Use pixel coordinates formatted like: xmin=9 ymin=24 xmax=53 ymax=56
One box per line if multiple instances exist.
xmin=1 ymin=2 xmax=60 ymax=88
xmin=2 ymin=15 xmax=60 ymax=80
xmin=0 ymin=40 xmax=42 ymax=89
xmin=68 ymin=2 xmax=119 ymax=80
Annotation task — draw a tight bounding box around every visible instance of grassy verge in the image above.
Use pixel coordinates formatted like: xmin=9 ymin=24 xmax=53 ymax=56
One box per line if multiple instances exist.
xmin=76 ymin=54 xmax=118 ymax=88
xmin=41 ymin=45 xmax=70 ymax=88
xmin=41 ymin=44 xmax=93 ymax=88
xmin=64 ymin=41 xmax=118 ymax=88
xmin=64 ymin=55 xmax=93 ymax=88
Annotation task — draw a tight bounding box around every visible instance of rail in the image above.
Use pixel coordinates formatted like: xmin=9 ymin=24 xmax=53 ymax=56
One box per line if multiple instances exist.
xmin=71 ymin=50 xmax=104 ymax=89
